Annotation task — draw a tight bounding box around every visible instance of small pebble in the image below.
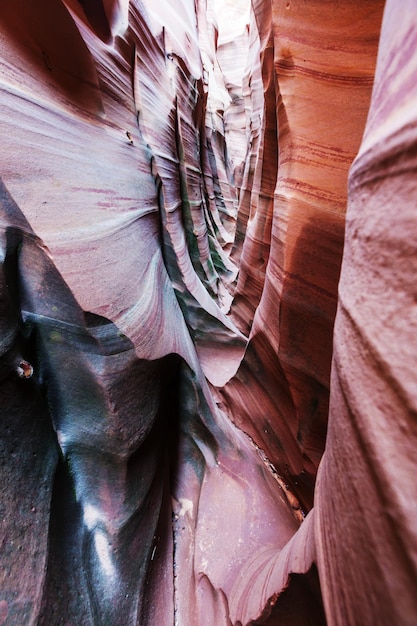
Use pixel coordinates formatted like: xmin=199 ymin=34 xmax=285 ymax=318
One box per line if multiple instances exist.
xmin=16 ymin=361 xmax=33 ymax=379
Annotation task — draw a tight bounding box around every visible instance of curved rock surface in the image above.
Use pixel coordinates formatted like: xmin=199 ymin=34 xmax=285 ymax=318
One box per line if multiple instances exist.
xmin=223 ymin=0 xmax=384 ymax=510
xmin=316 ymin=1 xmax=417 ymax=623
xmin=1 ymin=0 xmax=416 ymax=625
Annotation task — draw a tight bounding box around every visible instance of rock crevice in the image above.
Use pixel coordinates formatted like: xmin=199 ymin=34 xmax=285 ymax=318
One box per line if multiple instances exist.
xmin=2 ymin=1 xmax=417 ymax=625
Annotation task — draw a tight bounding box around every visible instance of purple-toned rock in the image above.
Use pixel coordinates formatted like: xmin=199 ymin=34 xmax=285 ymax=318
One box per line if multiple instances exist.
xmin=1 ymin=0 xmax=416 ymax=625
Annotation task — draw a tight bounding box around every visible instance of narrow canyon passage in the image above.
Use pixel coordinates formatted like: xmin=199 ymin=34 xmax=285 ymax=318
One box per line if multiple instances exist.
xmin=0 ymin=1 xmax=417 ymax=625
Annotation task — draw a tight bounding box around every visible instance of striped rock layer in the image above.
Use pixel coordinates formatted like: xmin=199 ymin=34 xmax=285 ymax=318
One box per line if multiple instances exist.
xmin=1 ymin=1 xmax=416 ymax=625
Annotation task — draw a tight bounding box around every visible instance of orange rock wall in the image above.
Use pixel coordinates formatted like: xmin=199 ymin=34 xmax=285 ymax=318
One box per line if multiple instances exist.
xmin=316 ymin=0 xmax=417 ymax=622
xmin=223 ymin=0 xmax=384 ymax=511
xmin=2 ymin=0 xmax=417 ymax=625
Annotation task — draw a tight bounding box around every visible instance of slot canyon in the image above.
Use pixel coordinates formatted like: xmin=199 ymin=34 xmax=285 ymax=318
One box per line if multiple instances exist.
xmin=0 ymin=0 xmax=416 ymax=624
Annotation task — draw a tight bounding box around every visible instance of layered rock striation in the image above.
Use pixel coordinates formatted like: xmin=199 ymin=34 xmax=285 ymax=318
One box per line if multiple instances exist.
xmin=1 ymin=0 xmax=416 ymax=625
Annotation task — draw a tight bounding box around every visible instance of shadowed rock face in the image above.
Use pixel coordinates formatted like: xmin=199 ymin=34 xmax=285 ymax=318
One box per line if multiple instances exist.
xmin=1 ymin=0 xmax=416 ymax=625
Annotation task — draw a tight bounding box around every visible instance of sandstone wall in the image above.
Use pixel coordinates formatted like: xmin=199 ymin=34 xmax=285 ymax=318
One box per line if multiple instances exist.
xmin=1 ymin=1 xmax=416 ymax=625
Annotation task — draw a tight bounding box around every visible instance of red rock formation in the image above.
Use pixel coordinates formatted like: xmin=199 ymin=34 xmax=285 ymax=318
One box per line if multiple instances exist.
xmin=2 ymin=0 xmax=417 ymax=625
xmin=223 ymin=0 xmax=384 ymax=511
xmin=0 ymin=1 xmax=299 ymax=623
xmin=316 ymin=1 xmax=417 ymax=623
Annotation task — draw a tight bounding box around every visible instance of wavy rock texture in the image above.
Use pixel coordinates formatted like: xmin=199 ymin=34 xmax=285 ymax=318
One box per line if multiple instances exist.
xmin=1 ymin=0 xmax=416 ymax=625
xmin=316 ymin=1 xmax=417 ymax=624
xmin=223 ymin=0 xmax=385 ymax=511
